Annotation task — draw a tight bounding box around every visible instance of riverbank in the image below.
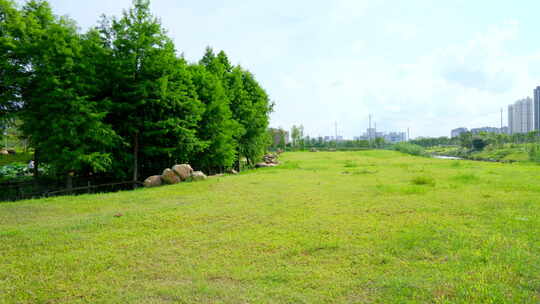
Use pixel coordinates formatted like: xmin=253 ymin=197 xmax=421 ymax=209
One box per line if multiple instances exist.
xmin=427 ymin=144 xmax=531 ymax=163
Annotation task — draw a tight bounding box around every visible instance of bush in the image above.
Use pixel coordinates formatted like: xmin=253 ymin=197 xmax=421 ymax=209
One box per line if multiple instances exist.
xmin=411 ymin=175 xmax=435 ymax=186
xmin=528 ymin=144 xmax=540 ymax=163
xmin=394 ymin=143 xmax=426 ymax=156
xmin=472 ymin=138 xmax=487 ymax=151
xmin=0 ymin=161 xmax=49 ymax=182
xmin=0 ymin=162 xmax=29 ymax=178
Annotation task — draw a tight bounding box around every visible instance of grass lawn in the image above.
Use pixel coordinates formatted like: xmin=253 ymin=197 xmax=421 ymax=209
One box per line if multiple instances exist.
xmin=2 ymin=151 xmax=540 ymax=303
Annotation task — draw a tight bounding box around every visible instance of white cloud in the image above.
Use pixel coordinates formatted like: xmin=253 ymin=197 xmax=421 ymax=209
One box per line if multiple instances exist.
xmin=39 ymin=1 xmax=540 ymax=138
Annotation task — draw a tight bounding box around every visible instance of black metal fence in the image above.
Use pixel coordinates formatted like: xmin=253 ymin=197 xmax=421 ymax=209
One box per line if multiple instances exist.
xmin=0 ymin=177 xmax=142 ymax=202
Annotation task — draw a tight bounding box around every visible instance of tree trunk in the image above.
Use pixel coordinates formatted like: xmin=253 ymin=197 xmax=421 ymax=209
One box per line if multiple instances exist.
xmin=235 ymin=153 xmax=241 ymax=172
xmin=66 ymin=172 xmax=73 ymax=194
xmin=133 ymin=132 xmax=139 ymax=185
xmin=33 ymin=149 xmax=39 ymax=179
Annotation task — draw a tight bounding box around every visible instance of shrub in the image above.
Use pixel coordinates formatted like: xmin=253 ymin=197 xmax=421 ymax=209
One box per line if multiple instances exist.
xmin=343 ymin=160 xmax=358 ymax=168
xmin=394 ymin=143 xmax=426 ymax=156
xmin=528 ymin=144 xmax=540 ymax=163
xmin=0 ymin=163 xmax=30 ymax=180
xmin=411 ymin=175 xmax=435 ymax=186
xmin=472 ymin=138 xmax=487 ymax=151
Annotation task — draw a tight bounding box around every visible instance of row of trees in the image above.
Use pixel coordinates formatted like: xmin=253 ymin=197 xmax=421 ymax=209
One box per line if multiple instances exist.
xmin=410 ymin=131 xmax=540 ymax=150
xmin=269 ymin=124 xmax=389 ymax=151
xmin=0 ymin=0 xmax=273 ymax=184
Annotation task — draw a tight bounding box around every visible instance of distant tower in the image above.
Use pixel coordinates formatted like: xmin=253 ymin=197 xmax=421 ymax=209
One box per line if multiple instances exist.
xmin=508 ymin=97 xmax=533 ymax=134
xmin=534 ymin=86 xmax=540 ymax=131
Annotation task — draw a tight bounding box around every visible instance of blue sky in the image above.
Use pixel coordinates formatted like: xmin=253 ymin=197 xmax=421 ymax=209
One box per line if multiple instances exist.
xmin=22 ymin=0 xmax=540 ymax=138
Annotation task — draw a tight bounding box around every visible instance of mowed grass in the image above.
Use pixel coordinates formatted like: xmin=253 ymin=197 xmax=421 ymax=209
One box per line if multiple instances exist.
xmin=2 ymin=151 xmax=540 ymax=303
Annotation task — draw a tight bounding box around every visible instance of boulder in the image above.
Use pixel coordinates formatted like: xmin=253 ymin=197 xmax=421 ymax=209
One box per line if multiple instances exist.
xmin=172 ymin=164 xmax=193 ymax=181
xmin=143 ymin=175 xmax=162 ymax=188
xmin=0 ymin=149 xmax=8 ymax=155
xmin=191 ymin=171 xmax=207 ymax=181
xmin=209 ymin=174 xmax=224 ymax=178
xmin=256 ymin=162 xmax=271 ymax=168
xmin=161 ymin=168 xmax=181 ymax=184
xmin=263 ymin=153 xmax=279 ymax=164
xmin=226 ymin=169 xmax=238 ymax=175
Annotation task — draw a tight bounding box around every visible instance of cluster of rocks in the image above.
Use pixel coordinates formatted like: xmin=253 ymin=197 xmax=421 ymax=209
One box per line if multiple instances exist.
xmin=256 ymin=153 xmax=280 ymax=168
xmin=0 ymin=149 xmax=16 ymax=155
xmin=143 ymin=164 xmax=207 ymax=188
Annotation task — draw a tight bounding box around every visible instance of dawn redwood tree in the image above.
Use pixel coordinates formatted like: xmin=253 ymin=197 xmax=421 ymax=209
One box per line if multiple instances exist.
xmin=202 ymin=48 xmax=274 ymax=167
xmin=230 ymin=67 xmax=273 ymax=165
xmin=102 ymin=0 xmax=204 ymax=180
xmin=189 ymin=64 xmax=240 ymax=173
xmin=15 ymin=1 xmax=118 ymax=186
xmin=141 ymin=56 xmax=204 ymax=170
xmin=0 ymin=0 xmax=25 ymax=119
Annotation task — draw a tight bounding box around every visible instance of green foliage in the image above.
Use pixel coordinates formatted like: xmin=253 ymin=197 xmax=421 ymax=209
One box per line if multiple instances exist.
xmin=471 ymin=137 xmax=487 ymax=151
xmin=291 ymin=125 xmax=304 ymax=149
xmin=527 ymin=144 xmax=540 ymax=163
xmin=1 ymin=0 xmax=273 ymax=182
xmin=0 ymin=162 xmax=28 ymax=178
xmin=227 ymin=67 xmax=273 ymax=166
xmin=0 ymin=160 xmax=48 ymax=181
xmin=11 ymin=0 xmax=119 ymax=178
xmin=394 ymin=142 xmax=426 ymax=156
xmin=410 ymin=136 xmax=458 ymax=147
xmin=189 ymin=64 xmax=240 ymax=172
xmin=299 ymin=137 xmax=370 ymax=150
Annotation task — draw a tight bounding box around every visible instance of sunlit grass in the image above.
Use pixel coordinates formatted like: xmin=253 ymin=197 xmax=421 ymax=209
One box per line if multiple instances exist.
xmin=1 ymin=151 xmax=540 ymax=303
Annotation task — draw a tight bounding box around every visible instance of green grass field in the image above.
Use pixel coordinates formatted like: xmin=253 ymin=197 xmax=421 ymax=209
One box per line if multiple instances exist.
xmin=2 ymin=151 xmax=540 ymax=303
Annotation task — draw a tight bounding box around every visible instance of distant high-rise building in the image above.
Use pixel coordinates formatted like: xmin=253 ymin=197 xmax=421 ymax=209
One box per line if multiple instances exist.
xmin=451 ymin=127 xmax=468 ymax=138
xmin=355 ymin=129 xmax=405 ymax=143
xmin=384 ymin=132 xmax=406 ymax=143
xmin=268 ymin=128 xmax=289 ymax=146
xmin=508 ymin=97 xmax=534 ymax=134
xmin=471 ymin=127 xmax=501 ymax=134
xmin=534 ymin=86 xmax=540 ymax=131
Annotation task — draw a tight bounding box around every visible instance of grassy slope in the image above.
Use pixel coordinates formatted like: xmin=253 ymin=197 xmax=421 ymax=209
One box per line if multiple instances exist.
xmin=2 ymin=151 xmax=540 ymax=303
xmin=427 ymin=145 xmax=530 ymax=162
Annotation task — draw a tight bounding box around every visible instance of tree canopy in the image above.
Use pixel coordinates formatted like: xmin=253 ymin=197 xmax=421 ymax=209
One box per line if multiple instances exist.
xmin=1 ymin=0 xmax=273 ymax=184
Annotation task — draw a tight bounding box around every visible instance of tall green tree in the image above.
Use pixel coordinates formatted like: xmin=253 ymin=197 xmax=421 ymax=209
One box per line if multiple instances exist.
xmin=291 ymin=125 xmax=304 ymax=149
xmin=20 ymin=1 xmax=118 ymax=185
xmin=101 ymin=0 xmax=203 ymax=180
xmin=189 ymin=64 xmax=240 ymax=173
xmin=226 ymin=66 xmax=273 ymax=166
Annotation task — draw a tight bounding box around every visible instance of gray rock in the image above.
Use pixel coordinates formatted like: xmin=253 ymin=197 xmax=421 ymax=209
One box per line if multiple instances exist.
xmin=161 ymin=168 xmax=181 ymax=184
xmin=191 ymin=171 xmax=207 ymax=181
xmin=226 ymin=168 xmax=238 ymax=175
xmin=256 ymin=162 xmax=271 ymax=168
xmin=208 ymin=174 xmax=224 ymax=178
xmin=143 ymin=175 xmax=162 ymax=188
xmin=172 ymin=164 xmax=193 ymax=181
xmin=0 ymin=149 xmax=8 ymax=155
